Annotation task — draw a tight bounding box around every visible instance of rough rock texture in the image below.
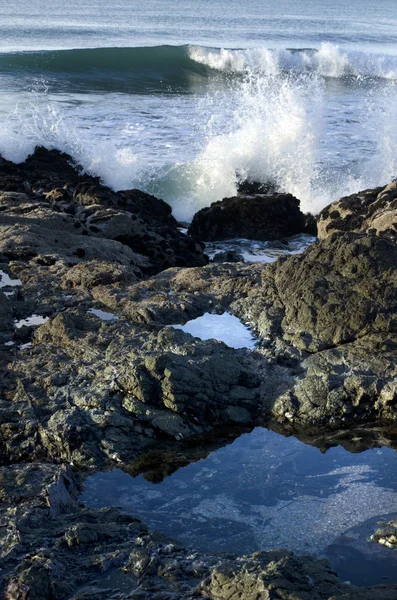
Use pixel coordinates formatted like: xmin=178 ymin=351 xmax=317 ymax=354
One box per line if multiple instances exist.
xmin=317 ymin=181 xmax=397 ymax=240
xmin=0 ymin=147 xmax=207 ymax=274
xmin=0 ymin=308 xmax=263 ymax=467
xmin=2 ymin=159 xmax=397 ymax=599
xmin=201 ymin=553 xmax=350 ymax=600
xmin=2 ymin=230 xmax=397 ymax=468
xmin=371 ymin=519 xmax=397 ymax=548
xmin=188 ymin=193 xmax=316 ymax=241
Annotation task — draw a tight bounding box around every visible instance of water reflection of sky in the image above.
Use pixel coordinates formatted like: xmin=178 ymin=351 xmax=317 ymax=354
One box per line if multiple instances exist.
xmin=81 ymin=427 xmax=397 ymax=586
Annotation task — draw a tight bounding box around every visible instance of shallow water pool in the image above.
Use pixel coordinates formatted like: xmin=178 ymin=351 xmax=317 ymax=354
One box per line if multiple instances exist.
xmin=81 ymin=427 xmax=397 ymax=587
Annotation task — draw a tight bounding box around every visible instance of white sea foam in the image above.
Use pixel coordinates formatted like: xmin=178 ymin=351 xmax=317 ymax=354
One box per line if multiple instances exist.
xmin=189 ymin=43 xmax=397 ymax=80
xmin=170 ymin=47 xmax=397 ymax=219
xmin=205 ymin=234 xmax=316 ymax=264
xmin=169 ymin=68 xmax=324 ymax=219
xmin=0 ymin=95 xmax=142 ymax=190
xmin=172 ymin=312 xmax=257 ymax=349
xmin=0 ymin=44 xmax=397 ymax=221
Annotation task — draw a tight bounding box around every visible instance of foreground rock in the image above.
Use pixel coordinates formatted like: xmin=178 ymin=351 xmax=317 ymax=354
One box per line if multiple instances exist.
xmin=318 ymin=181 xmax=397 ymax=240
xmin=3 ymin=462 xmax=396 ymax=600
xmin=188 ymin=192 xmax=316 ymax=241
xmin=371 ymin=519 xmax=397 ymax=549
xmin=2 ymin=230 xmax=397 ymax=468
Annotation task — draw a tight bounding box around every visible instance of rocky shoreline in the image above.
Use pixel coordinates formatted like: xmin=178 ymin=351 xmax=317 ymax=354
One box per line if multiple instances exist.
xmin=1 ymin=148 xmax=397 ymax=599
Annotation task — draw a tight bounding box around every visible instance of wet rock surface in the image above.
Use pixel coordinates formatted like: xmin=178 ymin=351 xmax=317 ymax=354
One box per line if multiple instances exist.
xmin=1 ymin=151 xmax=397 ymax=599
xmin=188 ymin=192 xmax=316 ymax=241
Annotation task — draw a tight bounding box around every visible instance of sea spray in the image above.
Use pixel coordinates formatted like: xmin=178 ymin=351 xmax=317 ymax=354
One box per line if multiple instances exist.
xmin=0 ymin=89 xmax=144 ymax=188
xmin=362 ymin=80 xmax=397 ymax=187
xmin=163 ymin=62 xmax=325 ymax=219
xmin=0 ymin=44 xmax=396 ymax=220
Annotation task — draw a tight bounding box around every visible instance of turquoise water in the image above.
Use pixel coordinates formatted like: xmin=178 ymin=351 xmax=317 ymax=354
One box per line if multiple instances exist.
xmin=0 ymin=0 xmax=396 ymax=220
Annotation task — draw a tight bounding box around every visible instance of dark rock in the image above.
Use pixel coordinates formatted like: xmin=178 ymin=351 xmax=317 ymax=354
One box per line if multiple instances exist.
xmin=188 ymin=193 xmax=313 ymax=241
xmin=236 ymin=179 xmax=278 ymax=195
xmin=211 ymin=250 xmax=244 ymax=263
xmin=0 ymin=147 xmax=207 ymax=274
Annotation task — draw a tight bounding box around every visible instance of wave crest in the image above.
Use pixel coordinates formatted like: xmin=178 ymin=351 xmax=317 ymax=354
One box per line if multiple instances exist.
xmin=1 ymin=43 xmax=397 ymax=91
xmin=189 ymin=43 xmax=397 ymax=80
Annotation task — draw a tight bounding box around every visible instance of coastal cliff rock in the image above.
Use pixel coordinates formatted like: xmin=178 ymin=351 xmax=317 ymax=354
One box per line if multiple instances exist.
xmin=317 ymin=181 xmax=397 ymax=240
xmin=188 ymin=192 xmax=316 ymax=241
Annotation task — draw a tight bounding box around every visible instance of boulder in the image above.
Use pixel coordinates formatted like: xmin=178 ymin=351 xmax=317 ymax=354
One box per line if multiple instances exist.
xmin=188 ymin=193 xmax=316 ymax=241
xmin=318 ymin=181 xmax=397 ymax=240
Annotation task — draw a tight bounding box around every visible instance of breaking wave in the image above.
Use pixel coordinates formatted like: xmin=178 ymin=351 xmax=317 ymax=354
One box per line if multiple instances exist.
xmin=1 ymin=43 xmax=397 ymax=94
xmin=189 ymin=43 xmax=397 ymax=80
xmin=0 ymin=43 xmax=397 ymax=220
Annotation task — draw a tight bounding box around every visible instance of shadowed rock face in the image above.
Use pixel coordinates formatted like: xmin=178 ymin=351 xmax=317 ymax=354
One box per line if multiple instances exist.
xmin=1 ymin=153 xmax=397 ymax=599
xmin=188 ymin=193 xmax=317 ymax=242
xmin=317 ymin=181 xmax=397 ymax=240
xmin=0 ymin=147 xmax=207 ymax=275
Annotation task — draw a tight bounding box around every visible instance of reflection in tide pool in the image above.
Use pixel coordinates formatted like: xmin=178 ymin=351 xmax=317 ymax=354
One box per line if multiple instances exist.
xmin=172 ymin=312 xmax=257 ymax=349
xmin=81 ymin=427 xmax=397 ymax=587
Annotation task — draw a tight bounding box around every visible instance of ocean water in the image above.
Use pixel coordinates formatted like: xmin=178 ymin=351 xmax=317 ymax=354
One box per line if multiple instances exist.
xmin=1 ymin=0 xmax=397 ymax=221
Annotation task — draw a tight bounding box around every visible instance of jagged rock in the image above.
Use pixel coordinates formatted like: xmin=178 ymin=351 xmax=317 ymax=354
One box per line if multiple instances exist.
xmin=0 ymin=147 xmax=207 ymax=274
xmin=0 ymin=306 xmax=263 ymax=467
xmin=201 ymin=550 xmax=350 ymax=599
xmin=188 ymin=193 xmax=315 ymax=241
xmin=317 ymin=181 xmax=397 ymax=240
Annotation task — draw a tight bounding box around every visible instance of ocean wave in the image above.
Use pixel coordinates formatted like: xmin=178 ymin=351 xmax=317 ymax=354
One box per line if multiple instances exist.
xmin=1 ymin=42 xmax=397 ymax=221
xmin=189 ymin=43 xmax=397 ymax=80
xmin=1 ymin=44 xmax=397 ymax=94
xmin=0 ymin=45 xmax=211 ymax=93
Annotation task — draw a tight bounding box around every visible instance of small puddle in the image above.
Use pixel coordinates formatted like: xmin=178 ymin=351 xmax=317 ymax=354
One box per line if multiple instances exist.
xmin=81 ymin=427 xmax=397 ymax=587
xmin=172 ymin=312 xmax=256 ymax=349
xmin=88 ymin=308 xmax=119 ymax=321
xmin=14 ymin=315 xmax=49 ymax=328
xmin=0 ymin=270 xmax=22 ymax=288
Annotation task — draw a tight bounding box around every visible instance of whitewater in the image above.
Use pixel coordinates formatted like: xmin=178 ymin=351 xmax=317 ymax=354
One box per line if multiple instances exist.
xmin=1 ymin=0 xmax=397 ymax=221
